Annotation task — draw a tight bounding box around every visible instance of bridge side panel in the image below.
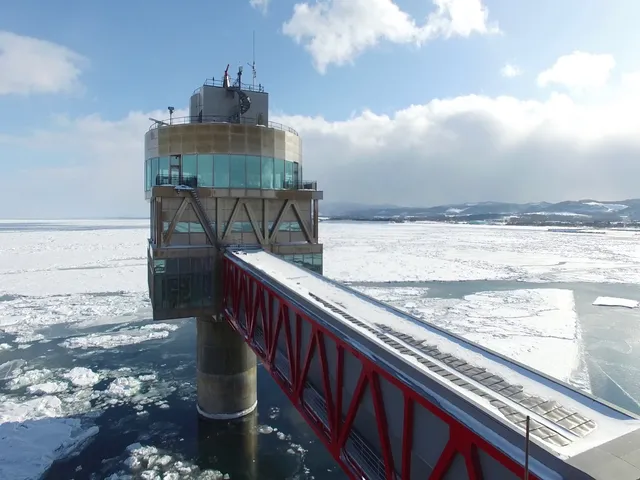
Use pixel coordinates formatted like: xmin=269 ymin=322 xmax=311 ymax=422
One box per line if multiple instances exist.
xmin=222 ymin=256 xmax=538 ymax=480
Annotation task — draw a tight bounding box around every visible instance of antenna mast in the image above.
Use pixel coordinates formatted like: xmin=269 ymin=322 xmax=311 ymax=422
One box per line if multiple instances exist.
xmin=248 ymin=30 xmax=257 ymax=89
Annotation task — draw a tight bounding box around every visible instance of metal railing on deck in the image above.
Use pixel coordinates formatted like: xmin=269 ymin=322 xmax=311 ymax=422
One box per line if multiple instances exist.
xmin=194 ymin=78 xmax=266 ymax=94
xmin=148 ymin=115 xmax=298 ymax=136
xmin=153 ymin=174 xmax=317 ymax=191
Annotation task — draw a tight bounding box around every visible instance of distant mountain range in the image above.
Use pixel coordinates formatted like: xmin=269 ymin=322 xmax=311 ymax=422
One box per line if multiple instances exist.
xmin=321 ymin=199 xmax=640 ymax=225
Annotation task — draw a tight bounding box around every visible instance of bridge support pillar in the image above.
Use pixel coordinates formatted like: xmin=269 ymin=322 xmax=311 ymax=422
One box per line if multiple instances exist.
xmin=196 ymin=315 xmax=258 ymax=420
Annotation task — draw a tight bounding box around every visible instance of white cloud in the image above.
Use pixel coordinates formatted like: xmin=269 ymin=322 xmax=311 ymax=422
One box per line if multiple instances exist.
xmin=0 ymin=31 xmax=86 ymax=95
xmin=250 ymin=0 xmax=270 ymax=14
xmin=500 ymin=63 xmax=522 ymax=78
xmin=537 ymin=51 xmax=616 ymax=90
xmin=282 ymin=0 xmax=499 ymax=73
xmin=4 ymin=56 xmax=640 ymax=218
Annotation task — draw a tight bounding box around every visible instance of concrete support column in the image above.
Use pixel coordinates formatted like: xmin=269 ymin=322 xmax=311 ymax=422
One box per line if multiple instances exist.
xmin=196 ymin=315 xmax=258 ymax=420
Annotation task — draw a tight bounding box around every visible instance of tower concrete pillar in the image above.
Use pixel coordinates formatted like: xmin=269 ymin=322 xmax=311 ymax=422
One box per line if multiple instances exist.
xmin=196 ymin=315 xmax=258 ymax=420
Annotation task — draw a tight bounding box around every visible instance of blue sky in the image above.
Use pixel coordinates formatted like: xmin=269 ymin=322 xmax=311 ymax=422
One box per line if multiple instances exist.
xmin=2 ymin=0 xmax=640 ymax=217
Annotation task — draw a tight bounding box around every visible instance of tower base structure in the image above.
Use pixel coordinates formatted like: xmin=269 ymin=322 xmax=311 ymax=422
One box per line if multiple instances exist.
xmin=196 ymin=316 xmax=258 ymax=420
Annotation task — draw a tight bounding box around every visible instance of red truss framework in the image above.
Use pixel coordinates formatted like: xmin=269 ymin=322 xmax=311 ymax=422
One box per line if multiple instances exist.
xmin=222 ymin=257 xmax=539 ymax=480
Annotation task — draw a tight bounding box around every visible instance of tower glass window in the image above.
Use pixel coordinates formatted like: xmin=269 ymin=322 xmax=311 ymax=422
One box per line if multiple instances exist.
xmin=144 ymin=154 xmax=304 ymax=191
xmin=198 ymin=154 xmax=214 ymax=186
xmin=214 ymin=155 xmax=230 ymax=188
xmin=273 ymin=159 xmax=284 ymax=189
xmin=246 ymin=155 xmax=261 ymax=188
xmin=229 ymin=155 xmax=246 ymax=188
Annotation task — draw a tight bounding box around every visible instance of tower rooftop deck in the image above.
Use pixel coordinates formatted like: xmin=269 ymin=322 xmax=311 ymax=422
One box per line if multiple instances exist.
xmin=148 ymin=115 xmax=299 ymax=136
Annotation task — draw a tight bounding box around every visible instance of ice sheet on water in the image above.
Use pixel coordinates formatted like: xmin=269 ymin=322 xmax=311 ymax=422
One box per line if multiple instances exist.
xmin=105 ymin=443 xmax=229 ymax=480
xmin=0 ymin=290 xmax=149 ymax=343
xmin=0 ymin=361 xmax=185 ymax=480
xmin=63 ymin=367 xmax=101 ymax=387
xmin=60 ymin=323 xmax=180 ymax=350
xmin=0 ymin=395 xmax=100 ymax=480
xmin=593 ymin=296 xmax=639 ymax=308
xmin=321 ymin=222 xmax=640 ymax=284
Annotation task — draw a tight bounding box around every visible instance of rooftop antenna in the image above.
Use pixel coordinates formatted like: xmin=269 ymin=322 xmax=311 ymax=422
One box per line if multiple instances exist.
xmin=247 ymin=30 xmax=257 ymax=89
xmin=149 ymin=117 xmax=169 ymax=127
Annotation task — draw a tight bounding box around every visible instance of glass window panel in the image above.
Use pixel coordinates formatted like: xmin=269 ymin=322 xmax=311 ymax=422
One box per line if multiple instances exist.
xmin=279 ymin=222 xmax=290 ymax=232
xmin=214 ymin=155 xmax=230 ymax=188
xmin=175 ymin=222 xmax=189 ymax=233
xmin=246 ymin=155 xmax=261 ymax=188
xmin=229 ymin=155 xmax=246 ymax=188
xmin=153 ymin=259 xmax=166 ymax=274
xmin=293 ymin=162 xmax=299 ymax=188
xmin=191 ymin=273 xmax=203 ymax=308
xmin=190 ymin=222 xmax=204 ymax=233
xmin=285 ymin=161 xmax=293 ymax=189
xmin=179 ymin=275 xmax=192 ymax=308
xmin=273 ymin=159 xmax=285 ymax=189
xmin=145 ymin=160 xmax=150 ymax=190
xmin=166 ymin=258 xmax=179 ymax=274
xmin=290 ymin=221 xmax=301 ymax=232
xmin=151 ymin=158 xmax=158 ymax=186
xmin=202 ymin=272 xmax=213 ymax=306
xmin=261 ymin=157 xmax=274 ymax=189
xmin=198 ymin=154 xmax=214 ymax=186
xmin=312 ymin=253 xmax=322 ymax=265
xmin=183 ymin=154 xmax=197 ymax=185
xmin=178 ymin=257 xmax=191 ymax=273
xmin=158 ymin=157 xmax=169 ymax=185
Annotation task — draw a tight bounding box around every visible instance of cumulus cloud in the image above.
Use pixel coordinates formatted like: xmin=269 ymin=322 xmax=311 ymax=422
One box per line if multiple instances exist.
xmin=282 ymin=0 xmax=499 ymax=73
xmin=250 ymin=0 xmax=270 ymax=14
xmin=537 ymin=51 xmax=616 ymax=90
xmin=3 ymin=53 xmax=640 ymax=218
xmin=0 ymin=31 xmax=86 ymax=95
xmin=500 ymin=63 xmax=522 ymax=78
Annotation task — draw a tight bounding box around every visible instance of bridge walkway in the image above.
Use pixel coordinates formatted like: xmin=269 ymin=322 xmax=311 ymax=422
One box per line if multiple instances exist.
xmin=223 ymin=248 xmax=640 ymax=480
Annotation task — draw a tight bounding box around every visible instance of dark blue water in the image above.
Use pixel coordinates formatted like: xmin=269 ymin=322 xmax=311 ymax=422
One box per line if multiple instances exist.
xmin=0 ymin=319 xmax=343 ymax=479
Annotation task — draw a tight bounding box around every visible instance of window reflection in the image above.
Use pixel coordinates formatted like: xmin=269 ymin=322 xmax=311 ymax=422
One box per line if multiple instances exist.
xmin=280 ymin=253 xmax=323 ymax=275
xmin=151 ymin=256 xmax=215 ymax=311
xmin=229 ymin=155 xmax=246 ymax=188
xmin=145 ymin=154 xmax=304 ymax=191
xmin=198 ymin=154 xmax=214 ymax=186
xmin=273 ymin=159 xmax=284 ymax=189
xmin=246 ymin=156 xmax=261 ymax=188
xmin=261 ymin=157 xmax=274 ymax=189
xmin=214 ymin=155 xmax=230 ymax=187
xmin=285 ymin=161 xmax=293 ymax=188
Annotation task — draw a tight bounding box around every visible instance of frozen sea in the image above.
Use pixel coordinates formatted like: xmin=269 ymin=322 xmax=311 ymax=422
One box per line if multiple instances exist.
xmin=1 ymin=219 xmax=640 ymax=479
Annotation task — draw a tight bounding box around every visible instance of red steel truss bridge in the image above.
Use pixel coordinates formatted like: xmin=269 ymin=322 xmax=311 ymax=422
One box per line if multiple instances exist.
xmin=222 ymin=248 xmax=640 ymax=480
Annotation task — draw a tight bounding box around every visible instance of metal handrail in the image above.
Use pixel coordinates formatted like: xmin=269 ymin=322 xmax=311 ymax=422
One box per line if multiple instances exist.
xmin=153 ymin=173 xmax=317 ymax=191
xmin=148 ymin=115 xmax=299 ymax=136
xmin=193 ymin=78 xmax=266 ymax=94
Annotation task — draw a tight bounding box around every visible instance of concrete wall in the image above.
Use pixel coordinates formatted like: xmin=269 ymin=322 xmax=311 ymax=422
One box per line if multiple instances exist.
xmin=145 ymin=124 xmax=301 ymax=164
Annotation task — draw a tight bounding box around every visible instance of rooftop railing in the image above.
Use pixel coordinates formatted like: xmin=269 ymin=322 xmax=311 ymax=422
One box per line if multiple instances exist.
xmin=193 ymin=78 xmax=266 ymax=94
xmin=153 ymin=174 xmax=317 ymax=191
xmin=149 ymin=115 xmax=298 ymax=136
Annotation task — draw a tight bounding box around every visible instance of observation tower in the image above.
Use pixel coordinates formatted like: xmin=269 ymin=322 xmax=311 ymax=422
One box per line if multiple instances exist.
xmin=144 ymin=65 xmax=323 ymax=420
